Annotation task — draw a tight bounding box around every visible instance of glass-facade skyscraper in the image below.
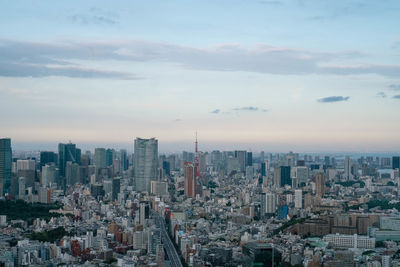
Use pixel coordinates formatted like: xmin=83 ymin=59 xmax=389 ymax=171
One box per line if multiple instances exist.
xmin=134 ymin=138 xmax=158 ymax=193
xmin=0 ymin=138 xmax=12 ymax=196
xmin=58 ymin=143 xmax=81 ymax=177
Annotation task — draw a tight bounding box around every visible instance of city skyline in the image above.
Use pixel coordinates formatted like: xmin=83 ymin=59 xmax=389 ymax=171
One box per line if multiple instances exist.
xmin=1 ymin=0 xmax=400 ymax=152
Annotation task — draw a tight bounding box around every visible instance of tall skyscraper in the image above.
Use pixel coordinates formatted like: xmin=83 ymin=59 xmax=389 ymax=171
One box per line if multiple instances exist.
xmin=246 ymin=152 xmax=253 ymax=167
xmin=261 ymin=162 xmax=267 ymax=177
xmin=0 ymin=138 xmax=12 ymax=196
xmin=280 ymin=166 xmax=291 ymax=187
xmin=58 ymin=143 xmax=80 ymax=177
xmin=344 ymin=156 xmax=353 ymax=180
xmin=94 ymin=148 xmax=107 ymax=169
xmin=393 ymin=156 xmax=400 ymax=170
xmin=112 ymin=177 xmax=120 ymax=201
xmin=184 ymin=162 xmax=195 ymax=198
xmin=234 ymin=150 xmax=247 ymax=172
xmin=40 ymin=151 xmax=57 ymax=170
xmin=315 ymin=173 xmax=325 ymax=197
xmin=294 ymin=189 xmax=303 ymax=209
xmin=120 ymin=149 xmax=128 ymax=171
xmin=106 ymin=149 xmax=114 ymax=167
xmin=134 ymin=138 xmax=158 ymax=193
xmin=266 ymin=193 xmax=277 ymax=215
xmin=260 ymin=193 xmax=266 ymax=218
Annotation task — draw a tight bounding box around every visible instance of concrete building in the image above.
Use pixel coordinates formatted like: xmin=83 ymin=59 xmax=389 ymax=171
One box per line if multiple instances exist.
xmin=295 ymin=189 xmax=303 ymax=209
xmin=323 ymin=233 xmax=375 ymax=249
xmin=134 ymin=138 xmax=158 ymax=193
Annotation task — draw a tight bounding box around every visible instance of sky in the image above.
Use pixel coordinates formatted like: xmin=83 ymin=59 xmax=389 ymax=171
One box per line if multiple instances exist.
xmin=1 ymin=0 xmax=400 ymax=153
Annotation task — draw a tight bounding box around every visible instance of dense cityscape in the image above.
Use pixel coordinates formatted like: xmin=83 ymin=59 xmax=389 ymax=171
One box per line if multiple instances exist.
xmin=0 ymin=137 xmax=399 ymax=266
xmin=2 ymin=0 xmax=400 ymax=266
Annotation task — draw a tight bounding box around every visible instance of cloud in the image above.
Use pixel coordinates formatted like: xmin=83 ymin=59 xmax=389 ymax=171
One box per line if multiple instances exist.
xmin=0 ymin=39 xmax=397 ymax=79
xmin=317 ymin=96 xmax=350 ymax=103
xmin=389 ymin=84 xmax=400 ymax=90
xmin=319 ymin=65 xmax=400 ymax=78
xmin=393 ymin=95 xmax=400 ymax=99
xmin=376 ymin=92 xmax=387 ymax=98
xmin=68 ymin=7 xmax=119 ymax=25
xmin=0 ymin=40 xmax=138 ymax=79
xmin=233 ymin=106 xmax=259 ymax=111
xmin=0 ymin=62 xmax=137 ymax=79
xmin=212 ymin=107 xmax=268 ymax=114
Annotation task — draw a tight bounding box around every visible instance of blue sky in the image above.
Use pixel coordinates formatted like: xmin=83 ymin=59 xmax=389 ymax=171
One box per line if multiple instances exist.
xmin=1 ymin=0 xmax=400 ymax=152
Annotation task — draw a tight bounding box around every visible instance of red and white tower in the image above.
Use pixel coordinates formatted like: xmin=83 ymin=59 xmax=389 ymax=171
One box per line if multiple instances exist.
xmin=194 ymin=132 xmax=200 ymax=178
xmin=194 ymin=132 xmax=202 ymax=197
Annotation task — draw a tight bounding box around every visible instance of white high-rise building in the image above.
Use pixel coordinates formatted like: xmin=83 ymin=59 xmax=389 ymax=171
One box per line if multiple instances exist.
xmin=295 ymin=189 xmax=303 ymax=209
xmin=94 ymin=148 xmax=107 ymax=169
xmin=17 ymin=159 xmax=35 ymax=171
xmin=140 ymin=202 xmax=146 ymax=226
xmin=41 ymin=163 xmax=57 ymax=186
xmin=134 ymin=138 xmax=158 ymax=193
xmin=344 ymin=156 xmax=353 ymax=180
xmin=266 ymin=193 xmax=276 ymax=214
xmin=292 ymin=166 xmax=308 ymax=186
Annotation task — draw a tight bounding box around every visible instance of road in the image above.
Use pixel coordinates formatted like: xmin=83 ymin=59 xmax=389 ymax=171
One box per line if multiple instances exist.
xmin=152 ymin=210 xmax=183 ymax=267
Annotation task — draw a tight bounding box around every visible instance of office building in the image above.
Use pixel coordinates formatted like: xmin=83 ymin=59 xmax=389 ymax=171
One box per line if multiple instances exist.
xmin=380 ymin=217 xmax=400 ymax=231
xmin=266 ymin=193 xmax=276 ymax=215
xmin=344 ymin=156 xmax=353 ymax=180
xmin=234 ymin=150 xmax=246 ymax=172
xmin=323 ymin=233 xmax=375 ymax=249
xmin=315 ymin=173 xmax=325 ymax=197
xmin=184 ymin=162 xmax=195 ymax=198
xmin=274 ymin=166 xmax=291 ymax=187
xmin=134 ymin=138 xmax=158 ymax=193
xmin=295 ymin=189 xmax=302 ymax=209
xmin=41 ymin=163 xmax=57 ymax=186
xmin=58 ymin=143 xmax=80 ymax=177
xmin=40 ymin=151 xmax=57 ymax=170
xmin=151 ymin=181 xmax=168 ymax=196
xmin=17 ymin=159 xmax=35 ymax=171
xmin=261 ymin=162 xmax=267 ymax=177
xmin=112 ymin=177 xmax=120 ymax=201
xmin=94 ymin=148 xmax=107 ymax=169
xmin=120 ymin=149 xmax=128 ymax=171
xmin=246 ymin=152 xmax=253 ymax=166
xmin=0 ymin=138 xmax=12 ymax=196
xmin=393 ymin=156 xmax=400 ymax=170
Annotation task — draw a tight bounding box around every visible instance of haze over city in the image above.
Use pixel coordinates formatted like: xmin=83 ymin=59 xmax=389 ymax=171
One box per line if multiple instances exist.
xmin=1 ymin=0 xmax=400 ymax=152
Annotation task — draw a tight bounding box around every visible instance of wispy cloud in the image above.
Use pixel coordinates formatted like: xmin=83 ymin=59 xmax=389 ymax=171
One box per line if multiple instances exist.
xmin=320 ymin=65 xmax=400 ymax=78
xmin=0 ymin=39 xmax=397 ymax=79
xmin=212 ymin=107 xmax=268 ymax=114
xmin=317 ymin=96 xmax=350 ymax=103
xmin=233 ymin=106 xmax=259 ymax=111
xmin=68 ymin=7 xmax=119 ymax=25
xmin=389 ymin=84 xmax=400 ymax=90
xmin=0 ymin=62 xmax=137 ymax=79
xmin=376 ymin=92 xmax=387 ymax=98
xmin=0 ymin=40 xmax=138 ymax=79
